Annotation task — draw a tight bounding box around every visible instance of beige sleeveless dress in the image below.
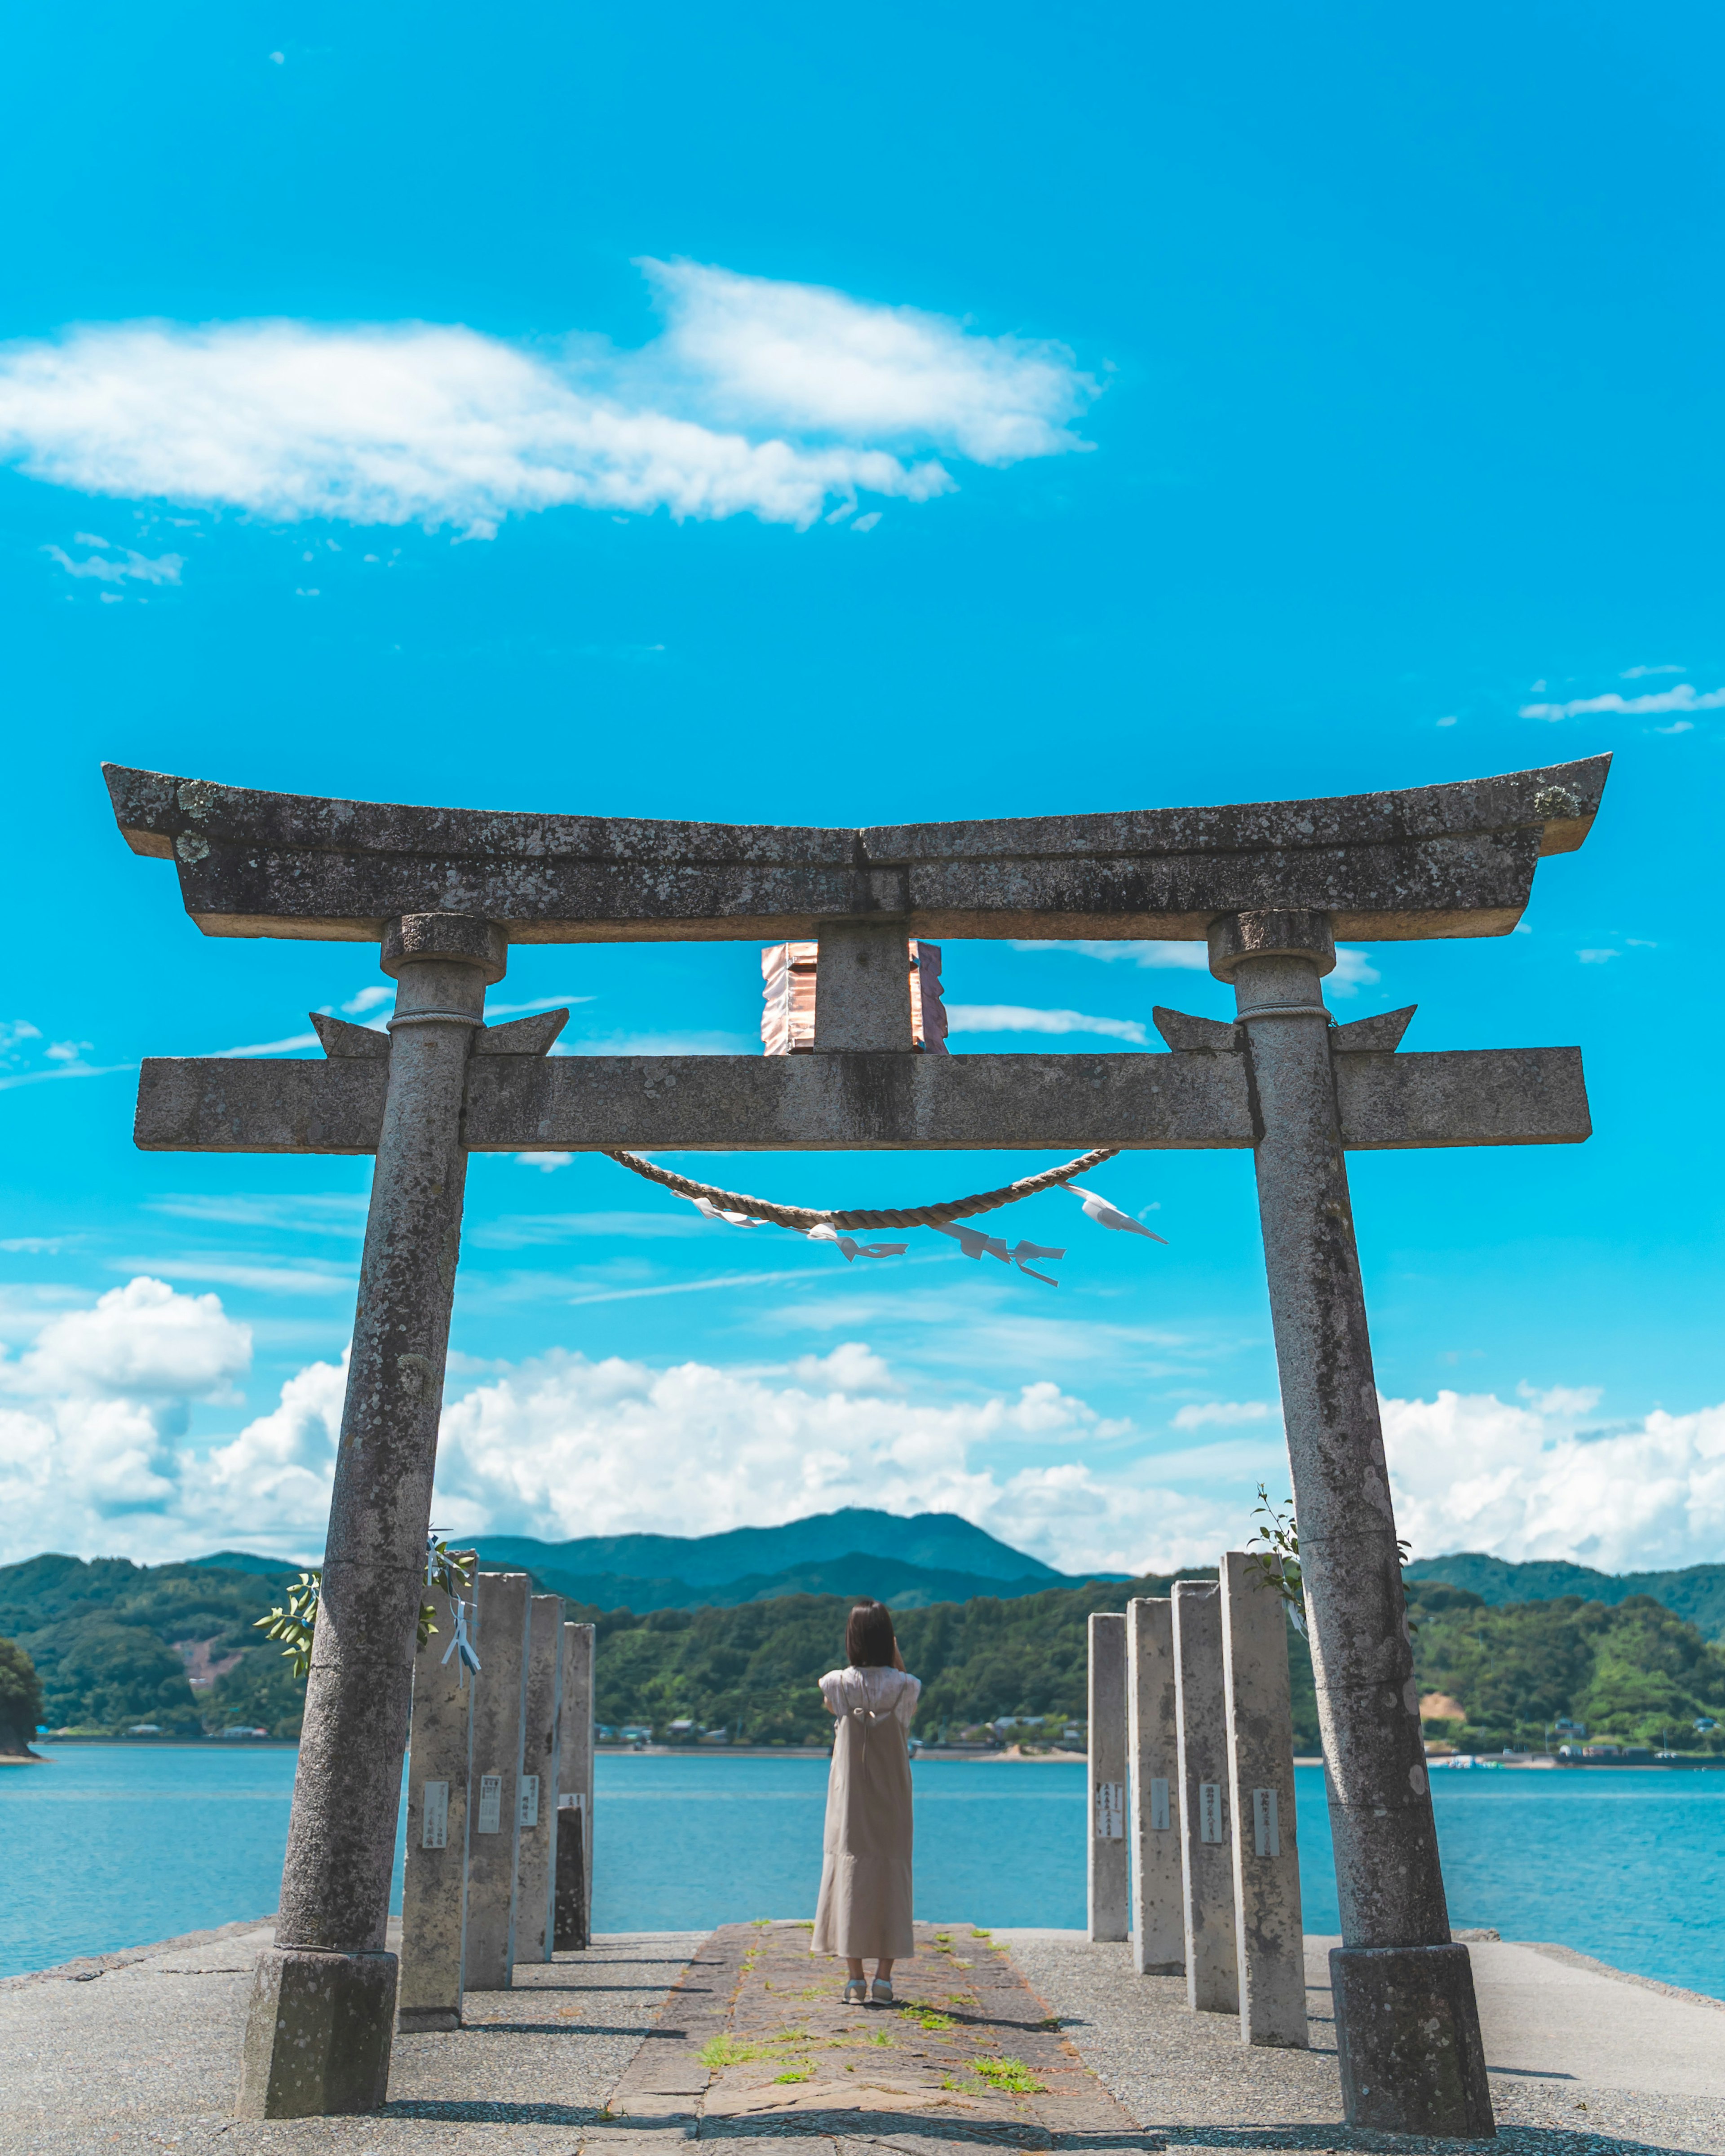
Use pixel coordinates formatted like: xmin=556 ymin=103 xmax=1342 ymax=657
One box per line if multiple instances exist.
xmin=810 ymin=1665 xmax=920 ymax=1961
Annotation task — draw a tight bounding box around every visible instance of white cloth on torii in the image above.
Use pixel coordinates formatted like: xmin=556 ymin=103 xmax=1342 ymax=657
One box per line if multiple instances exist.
xmin=804 ymin=1222 xmax=908 ymax=1262
xmin=1064 ymin=1183 xmax=1168 ymax=1242
xmin=931 ymin=1221 xmax=1066 ymax=1285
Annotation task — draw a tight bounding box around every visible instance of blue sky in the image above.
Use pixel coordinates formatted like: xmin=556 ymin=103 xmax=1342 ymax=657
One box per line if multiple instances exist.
xmin=1 ymin=0 xmax=1721 ymax=1579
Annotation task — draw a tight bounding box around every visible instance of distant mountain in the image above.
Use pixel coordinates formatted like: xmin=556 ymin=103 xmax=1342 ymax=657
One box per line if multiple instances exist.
xmin=469 ymin=1510 xmax=1070 ymax=1590
xmin=188 ymin=1550 xmax=308 ymax=1580
xmin=473 ymin=1553 xmax=1074 ymax=1614
xmin=1405 ymin=1553 xmax=1725 ymax=1643
xmin=188 ymin=1509 xmax=1115 ymax=1614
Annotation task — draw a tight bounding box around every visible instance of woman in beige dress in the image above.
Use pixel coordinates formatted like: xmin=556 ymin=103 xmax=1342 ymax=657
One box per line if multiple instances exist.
xmin=811 ymin=1600 xmax=920 ymax=2004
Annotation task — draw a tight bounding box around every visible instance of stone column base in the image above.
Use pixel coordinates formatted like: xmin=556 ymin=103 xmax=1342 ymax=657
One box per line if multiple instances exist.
xmin=236 ymin=1945 xmax=398 ymax=2118
xmin=397 ymin=2004 xmax=462 ymax=2032
xmin=1330 ymin=1943 xmax=1496 ymax=2138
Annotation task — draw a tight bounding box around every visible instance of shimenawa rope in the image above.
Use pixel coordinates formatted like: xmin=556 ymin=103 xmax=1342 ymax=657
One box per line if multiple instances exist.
xmin=604 ymin=1145 xmax=1122 ymax=1233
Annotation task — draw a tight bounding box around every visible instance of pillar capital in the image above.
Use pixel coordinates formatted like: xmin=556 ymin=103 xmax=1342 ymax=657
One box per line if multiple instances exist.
xmin=1207 ymin=910 xmax=1336 ymax=982
xmin=382 ymin=914 xmax=509 ymax=984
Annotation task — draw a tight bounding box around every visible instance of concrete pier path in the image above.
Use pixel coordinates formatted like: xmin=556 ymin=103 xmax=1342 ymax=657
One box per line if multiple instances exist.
xmin=4 ymin=1917 xmax=1723 ymax=2156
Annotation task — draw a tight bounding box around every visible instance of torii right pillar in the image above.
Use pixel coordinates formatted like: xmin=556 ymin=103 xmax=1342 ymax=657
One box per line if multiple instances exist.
xmin=1212 ymin=906 xmax=1494 ymax=2138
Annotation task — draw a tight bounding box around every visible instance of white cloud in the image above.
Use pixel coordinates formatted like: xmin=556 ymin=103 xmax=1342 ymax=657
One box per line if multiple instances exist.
xmin=945 ymin=1004 xmax=1148 ymax=1044
xmin=1577 ymin=949 xmax=1619 ymax=964
xmin=637 ymin=258 xmax=1094 ymax=465
xmin=0 ymin=1279 xmax=255 ymax=1541
xmin=0 ymin=1060 xmax=131 ymax=1093
xmin=428 ymin=1347 xmax=1216 ymax=1574
xmin=483 ymin=994 xmax=593 ymax=1018
xmin=210 ymin=1031 xmax=320 ymax=1058
xmin=43 ymin=541 xmax=182 ymax=585
xmin=1171 ymin=1399 xmax=1276 ymax=1431
xmin=1008 ymin=940 xmax=1379 ymax=998
xmin=1384 ymin=1388 xmax=1725 ymax=1574
xmin=517 ymin=1153 xmax=575 ymax=1173
xmin=108 ymin=1257 xmax=356 ymax=1297
xmin=341 ymin=986 xmax=393 ymax=1015
xmin=553 ymin=1029 xmax=752 ymax=1056
xmin=145 ymin=1193 xmax=368 ymax=1235
xmin=8 ymin=1287 xmax=1712 ymax=1588
xmin=1327 ymin=948 xmax=1380 ymax=997
xmin=1520 ymin=682 xmax=1725 ymax=721
xmin=1620 ymin=663 xmax=1684 ymax=678
xmin=471 ymin=1211 xmax=709 ymax=1248
xmin=198 ymin=1354 xmax=348 ymax=1541
xmin=0 ymin=262 xmax=1097 ymax=538
xmin=1009 ymin=939 xmax=1211 ymax=971
xmin=9 ymin=1277 xmax=251 ymax=1402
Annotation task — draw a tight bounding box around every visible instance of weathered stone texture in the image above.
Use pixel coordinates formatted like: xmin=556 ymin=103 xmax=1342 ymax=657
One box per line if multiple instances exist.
xmin=1173 ymin=1582 xmax=1238 ymax=2015
xmin=133 ymin=1043 xmax=1590 ymax=1156
xmin=1221 ymin=1552 xmax=1307 ymax=2049
xmin=813 ymin=922 xmax=916 ymax=1050
xmin=1126 ymin=1595 xmax=1183 ymax=1975
xmin=103 ymin=755 xmax=1609 ymax=941
xmin=1087 ymin=1612 xmax=1129 ymax=1943
xmin=512 ymin=1595 xmax=564 ymax=1965
xmin=234 ymin=1946 xmax=396 ymax=2118
xmin=396 ymin=1558 xmax=476 ymax=2032
xmin=462 ymin=1572 xmax=531 ymax=1992
xmin=235 ymin=919 xmax=496 ymax=2116
xmin=1331 ymin=1943 xmax=1496 ymax=2137
xmin=556 ymin=1621 xmax=596 ymax=1953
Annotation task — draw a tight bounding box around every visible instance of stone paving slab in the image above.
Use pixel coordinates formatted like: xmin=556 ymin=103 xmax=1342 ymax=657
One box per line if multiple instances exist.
xmin=0 ymin=1925 xmax=704 ymax=2154
xmin=638 ymin=1919 xmax=1159 ymax=2152
xmin=1000 ymin=1929 xmax=1725 ymax=2156
xmin=7 ymin=1918 xmax=1724 ymax=2156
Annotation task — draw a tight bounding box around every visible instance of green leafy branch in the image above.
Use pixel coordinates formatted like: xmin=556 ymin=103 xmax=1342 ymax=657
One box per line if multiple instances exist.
xmin=1244 ymin=1483 xmax=1415 ymax=1637
xmin=1245 ymin=1485 xmax=1307 ymax=1635
xmin=254 ymin=1540 xmax=477 ymax=1680
xmin=254 ymin=1570 xmax=323 ymax=1679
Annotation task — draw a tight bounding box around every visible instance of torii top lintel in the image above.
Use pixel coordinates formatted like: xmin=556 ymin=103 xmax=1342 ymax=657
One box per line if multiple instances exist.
xmin=103 ymin=753 xmax=1610 ymax=946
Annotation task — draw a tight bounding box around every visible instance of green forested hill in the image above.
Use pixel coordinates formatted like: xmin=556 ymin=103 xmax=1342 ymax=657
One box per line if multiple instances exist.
xmin=583 ymin=1576 xmax=1241 ymax=1745
xmin=1404 ymin=1553 xmax=1725 ymax=1642
xmin=0 ymin=1553 xmax=308 ymax=1737
xmin=1406 ymin=1582 xmax=1725 ymax=1750
xmin=8 ymin=1547 xmax=1724 ymax=1755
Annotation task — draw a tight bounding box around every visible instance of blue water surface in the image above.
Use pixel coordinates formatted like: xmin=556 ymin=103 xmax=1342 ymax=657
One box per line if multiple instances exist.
xmin=5 ymin=1749 xmax=1722 ymax=2000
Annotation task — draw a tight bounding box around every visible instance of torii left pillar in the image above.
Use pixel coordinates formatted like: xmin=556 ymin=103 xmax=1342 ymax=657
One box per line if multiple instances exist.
xmin=236 ymin=913 xmax=506 ymax=2120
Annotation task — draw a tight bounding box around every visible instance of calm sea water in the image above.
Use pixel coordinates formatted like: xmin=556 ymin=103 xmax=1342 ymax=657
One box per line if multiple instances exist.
xmin=5 ymin=1748 xmax=1722 ymax=2000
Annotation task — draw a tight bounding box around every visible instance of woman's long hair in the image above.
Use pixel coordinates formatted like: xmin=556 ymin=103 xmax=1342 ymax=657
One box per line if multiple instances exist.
xmin=845 ymin=1599 xmax=898 ymax=1669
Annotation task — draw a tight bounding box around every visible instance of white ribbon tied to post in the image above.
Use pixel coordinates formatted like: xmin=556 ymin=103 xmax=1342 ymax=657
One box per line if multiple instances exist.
xmin=427 ymin=1527 xmax=482 ymax=1682
xmin=931 ymin=1222 xmax=1067 ymax=1286
xmin=441 ymin=1599 xmax=482 ymax=1680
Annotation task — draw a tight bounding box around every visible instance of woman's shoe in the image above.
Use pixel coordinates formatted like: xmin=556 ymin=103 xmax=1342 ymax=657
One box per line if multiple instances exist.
xmin=843 ymin=1978 xmax=867 ymax=2004
xmin=871 ymin=1978 xmax=894 ymax=2004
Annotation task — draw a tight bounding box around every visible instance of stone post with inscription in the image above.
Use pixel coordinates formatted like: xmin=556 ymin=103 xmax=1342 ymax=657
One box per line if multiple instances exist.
xmin=1087 ymin=1612 xmax=1129 ymax=1942
xmin=1127 ymin=1595 xmax=1183 ymax=1975
xmin=556 ymin=1621 xmax=597 ymax=1952
xmin=514 ymin=1594 xmax=565 ymax=1964
xmin=1220 ymin=1551 xmax=1306 ymax=2048
xmin=1173 ymin=1580 xmax=1238 ymax=2014
xmin=463 ymin=1572 xmax=531 ymax=1991
xmin=396 ymin=1551 xmax=478 ymax=2032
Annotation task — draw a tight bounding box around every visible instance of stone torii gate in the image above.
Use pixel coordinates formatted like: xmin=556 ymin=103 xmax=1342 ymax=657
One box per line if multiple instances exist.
xmin=106 ymin=751 xmax=1609 ymax=2136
